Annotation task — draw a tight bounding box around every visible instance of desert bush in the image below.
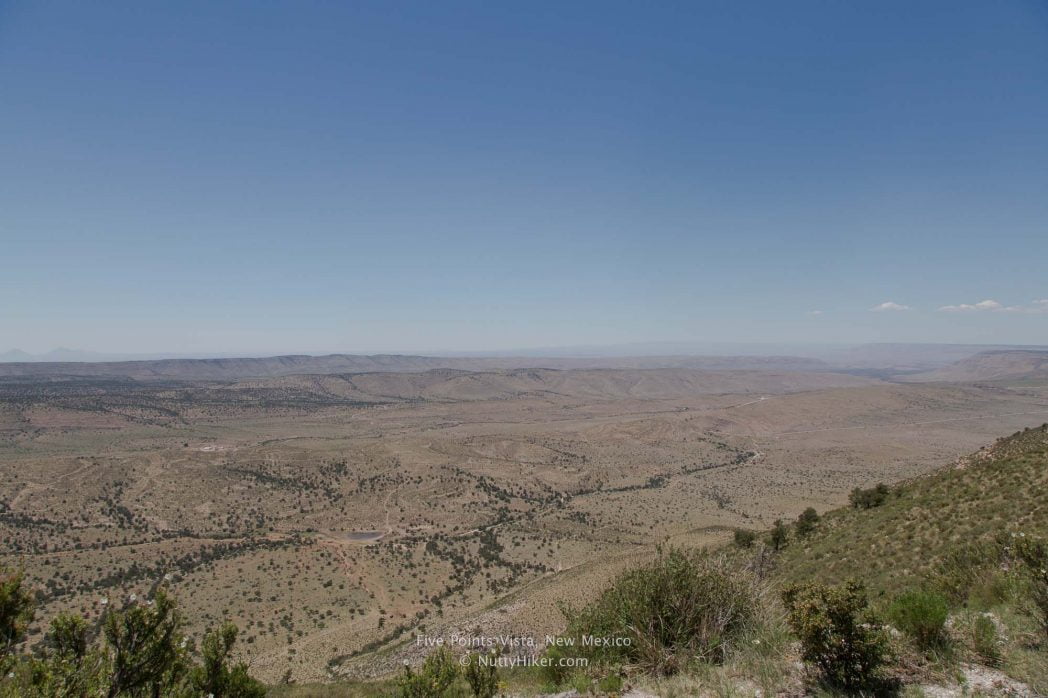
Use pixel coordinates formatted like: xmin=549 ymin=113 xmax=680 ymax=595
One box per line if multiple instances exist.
xmin=596 ymin=672 xmax=623 ymax=693
xmin=968 ymin=572 xmax=1023 ymax=611
xmin=850 ymin=483 xmax=890 ymax=509
xmin=1013 ymin=534 xmax=1048 ymax=640
xmin=538 ymin=643 xmax=574 ymax=688
xmin=734 ymin=529 xmax=756 ymax=549
xmin=561 ymin=548 xmax=759 ymax=674
xmin=795 ymin=508 xmax=820 ymax=538
xmin=47 ymin=614 xmax=89 ymax=662
xmin=929 ymin=541 xmax=1005 ymax=605
xmin=888 ymin=589 xmax=949 ymax=650
xmin=38 ymin=613 xmax=106 ymax=696
xmin=782 ymin=580 xmax=889 ymax=691
xmin=463 ymin=649 xmax=499 ymax=698
xmin=969 ymin=614 xmax=1002 ymax=667
xmin=396 ymin=648 xmax=460 ymax=698
xmin=189 ymin=622 xmax=267 ymax=697
xmin=103 ymin=590 xmax=191 ymax=697
xmin=0 ymin=569 xmax=33 ymax=668
xmin=0 ymin=568 xmax=266 ymax=698
xmin=769 ymin=520 xmax=789 ymax=551
xmin=745 ymin=544 xmax=776 ymax=582
xmin=849 ymin=483 xmax=890 ymax=509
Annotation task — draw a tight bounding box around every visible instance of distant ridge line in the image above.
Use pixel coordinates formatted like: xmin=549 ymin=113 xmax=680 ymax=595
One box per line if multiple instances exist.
xmin=0 ymin=353 xmax=832 ymax=382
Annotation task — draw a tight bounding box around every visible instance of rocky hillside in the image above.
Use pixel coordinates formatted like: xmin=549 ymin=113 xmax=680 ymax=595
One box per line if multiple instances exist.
xmin=234 ymin=367 xmax=876 ymax=403
xmin=776 ymin=423 xmax=1048 ymax=595
xmin=902 ymin=350 xmax=1048 ymax=384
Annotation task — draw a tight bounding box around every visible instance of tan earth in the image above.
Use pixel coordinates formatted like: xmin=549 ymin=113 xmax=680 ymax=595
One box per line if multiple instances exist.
xmin=2 ymin=362 xmax=1047 ymax=682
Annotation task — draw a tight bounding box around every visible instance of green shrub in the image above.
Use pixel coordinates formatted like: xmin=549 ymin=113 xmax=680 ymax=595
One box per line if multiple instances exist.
xmin=929 ymin=541 xmax=1004 ymax=605
xmin=968 ymin=573 xmax=1022 ymax=610
xmin=0 ymin=569 xmax=33 ymax=669
xmin=782 ymin=580 xmax=890 ymax=691
xmin=970 ymin=614 xmax=1001 ymax=667
xmin=46 ymin=614 xmax=89 ymax=662
xmin=39 ymin=614 xmax=105 ymax=697
xmin=0 ymin=571 xmax=267 ymax=697
xmin=103 ymin=589 xmax=191 ymax=697
xmin=769 ymin=520 xmax=789 ymax=551
xmin=189 ymin=622 xmax=267 ymax=697
xmin=538 ymin=643 xmax=573 ymax=688
xmin=463 ymin=650 xmax=499 ymax=698
xmin=1013 ymin=534 xmax=1048 ymax=640
xmin=596 ymin=671 xmax=623 ymax=693
xmin=395 ymin=648 xmax=460 ymax=698
xmin=562 ymin=548 xmax=759 ymax=674
xmin=888 ymin=589 xmax=949 ymax=650
xmin=734 ymin=529 xmax=756 ymax=549
xmin=795 ymin=508 xmax=820 ymax=538
xmin=568 ymin=674 xmax=592 ymax=694
xmin=849 ymin=483 xmax=890 ymax=509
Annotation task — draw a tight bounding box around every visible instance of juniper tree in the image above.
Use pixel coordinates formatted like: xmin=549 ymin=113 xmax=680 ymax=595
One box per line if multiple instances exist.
xmin=795 ymin=508 xmax=819 ymax=538
xmin=0 ymin=569 xmax=33 ymax=672
xmin=769 ymin=519 xmax=789 ymax=551
xmin=188 ymin=622 xmax=266 ymax=698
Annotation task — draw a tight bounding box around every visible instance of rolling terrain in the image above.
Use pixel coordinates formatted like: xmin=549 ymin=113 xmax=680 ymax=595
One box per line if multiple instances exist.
xmin=2 ymin=353 xmax=1048 ymax=686
xmin=776 ymin=423 xmax=1048 ymax=596
xmin=902 ymin=350 xmax=1048 ymax=384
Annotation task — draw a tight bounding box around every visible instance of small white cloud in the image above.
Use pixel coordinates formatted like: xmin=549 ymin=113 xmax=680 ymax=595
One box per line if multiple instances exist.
xmin=938 ymin=298 xmax=1048 ymax=314
xmin=943 ymin=297 xmax=997 ymax=310
xmin=939 ymin=299 xmax=1001 ymax=312
xmin=870 ymin=301 xmax=910 ymax=312
xmin=806 ymin=310 xmax=824 ymax=316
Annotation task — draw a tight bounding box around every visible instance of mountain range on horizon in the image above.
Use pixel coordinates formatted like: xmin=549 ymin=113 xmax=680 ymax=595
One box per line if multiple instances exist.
xmin=2 ymin=344 xmax=1048 ymax=384
xmin=4 ymin=341 xmax=1048 ymax=367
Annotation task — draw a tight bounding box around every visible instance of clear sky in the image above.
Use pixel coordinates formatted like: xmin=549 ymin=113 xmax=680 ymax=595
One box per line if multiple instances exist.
xmin=2 ymin=1 xmax=1047 ymax=355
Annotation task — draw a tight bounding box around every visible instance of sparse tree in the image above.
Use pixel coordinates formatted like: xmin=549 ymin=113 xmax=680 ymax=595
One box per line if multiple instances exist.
xmin=40 ymin=613 xmax=105 ymax=697
xmin=733 ymin=529 xmax=756 ymax=549
xmin=188 ymin=622 xmax=266 ymax=698
xmin=769 ymin=519 xmax=789 ymax=551
xmin=464 ymin=649 xmax=500 ymax=698
xmin=849 ymin=483 xmax=890 ymax=509
xmin=396 ymin=648 xmax=459 ymax=698
xmin=795 ymin=508 xmax=819 ymax=538
xmin=783 ymin=580 xmax=890 ymax=691
xmin=0 ymin=569 xmax=33 ymax=670
xmin=48 ymin=614 xmax=89 ymax=662
xmin=103 ymin=590 xmax=189 ymax=698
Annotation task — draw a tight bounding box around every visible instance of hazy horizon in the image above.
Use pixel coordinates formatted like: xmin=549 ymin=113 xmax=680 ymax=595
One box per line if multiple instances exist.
xmin=5 ymin=339 xmax=1048 ymax=365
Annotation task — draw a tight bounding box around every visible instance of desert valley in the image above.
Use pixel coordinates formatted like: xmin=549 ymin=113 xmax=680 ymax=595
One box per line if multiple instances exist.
xmin=2 ymin=346 xmax=1047 ymax=688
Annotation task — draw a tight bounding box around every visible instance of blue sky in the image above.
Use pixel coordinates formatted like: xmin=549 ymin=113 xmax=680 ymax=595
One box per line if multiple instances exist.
xmin=2 ymin=1 xmax=1047 ymax=355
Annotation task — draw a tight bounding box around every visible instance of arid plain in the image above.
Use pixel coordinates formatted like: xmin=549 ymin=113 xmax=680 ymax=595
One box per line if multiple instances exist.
xmin=2 ymin=351 xmax=1047 ymax=683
